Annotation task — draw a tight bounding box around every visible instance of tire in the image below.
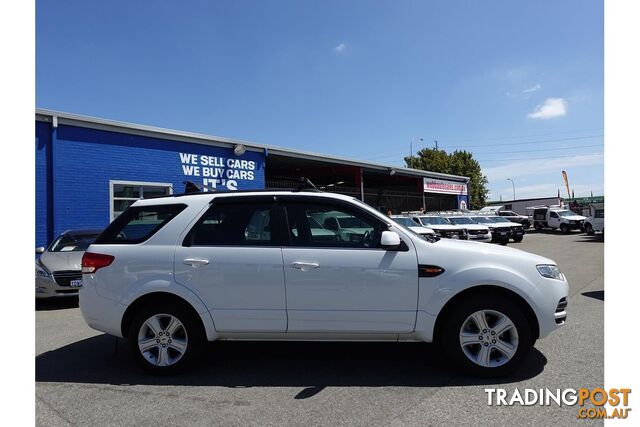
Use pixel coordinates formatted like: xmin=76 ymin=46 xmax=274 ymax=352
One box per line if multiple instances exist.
xmin=585 ymin=223 xmax=595 ymax=236
xmin=522 ymin=221 xmax=530 ymax=230
xmin=513 ymin=236 xmax=523 ymax=243
xmin=534 ymin=222 xmax=542 ymax=232
xmin=560 ymin=224 xmax=568 ymax=234
xmin=128 ymin=301 xmax=205 ymax=375
xmin=439 ymin=294 xmax=533 ymax=377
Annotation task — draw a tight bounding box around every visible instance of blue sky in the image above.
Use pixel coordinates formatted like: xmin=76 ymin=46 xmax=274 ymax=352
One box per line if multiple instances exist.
xmin=36 ymin=0 xmax=603 ymax=200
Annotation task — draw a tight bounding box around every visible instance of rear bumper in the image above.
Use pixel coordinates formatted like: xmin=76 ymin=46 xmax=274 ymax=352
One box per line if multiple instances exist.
xmin=79 ymin=276 xmax=127 ymax=338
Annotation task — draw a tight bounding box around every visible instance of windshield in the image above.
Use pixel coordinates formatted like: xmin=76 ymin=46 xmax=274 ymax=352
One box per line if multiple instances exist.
xmin=448 ymin=217 xmax=476 ymax=225
xmin=392 ymin=217 xmax=417 ymax=227
xmin=491 ymin=217 xmax=512 ymax=223
xmin=556 ymin=210 xmax=576 ymax=217
xmin=472 ymin=216 xmax=496 ymax=224
xmin=49 ymin=233 xmax=100 ymax=252
xmin=419 ymin=216 xmax=451 ymax=226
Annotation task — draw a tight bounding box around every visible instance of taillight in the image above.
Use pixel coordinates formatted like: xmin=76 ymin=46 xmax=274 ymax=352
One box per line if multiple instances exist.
xmin=82 ymin=252 xmax=114 ymax=274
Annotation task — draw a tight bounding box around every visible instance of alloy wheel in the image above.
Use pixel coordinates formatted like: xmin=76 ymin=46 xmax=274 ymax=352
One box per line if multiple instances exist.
xmin=459 ymin=309 xmax=519 ymax=368
xmin=137 ymin=313 xmax=189 ymax=367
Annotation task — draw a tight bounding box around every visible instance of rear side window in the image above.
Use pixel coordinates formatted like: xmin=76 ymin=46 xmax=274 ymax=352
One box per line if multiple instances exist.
xmin=184 ymin=202 xmax=279 ymax=246
xmin=95 ymin=204 xmax=187 ymax=244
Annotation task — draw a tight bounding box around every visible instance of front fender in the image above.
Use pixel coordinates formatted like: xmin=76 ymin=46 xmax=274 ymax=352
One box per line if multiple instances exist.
xmin=419 ymin=265 xmax=543 ymax=318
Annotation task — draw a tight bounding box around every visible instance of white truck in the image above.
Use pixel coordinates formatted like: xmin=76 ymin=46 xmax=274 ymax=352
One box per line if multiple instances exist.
xmin=528 ymin=206 xmax=587 ymax=233
xmin=583 ymin=203 xmax=604 ymax=235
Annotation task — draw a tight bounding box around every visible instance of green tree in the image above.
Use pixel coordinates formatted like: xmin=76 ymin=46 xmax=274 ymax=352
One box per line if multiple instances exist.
xmin=405 ymin=148 xmax=489 ymax=209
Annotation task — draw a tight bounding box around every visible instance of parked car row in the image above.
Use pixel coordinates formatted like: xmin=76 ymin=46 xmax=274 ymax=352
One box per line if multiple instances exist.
xmin=391 ymin=210 xmax=526 ymax=245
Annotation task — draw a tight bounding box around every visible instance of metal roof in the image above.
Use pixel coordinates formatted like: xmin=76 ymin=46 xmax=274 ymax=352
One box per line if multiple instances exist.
xmin=36 ymin=109 xmax=469 ymax=183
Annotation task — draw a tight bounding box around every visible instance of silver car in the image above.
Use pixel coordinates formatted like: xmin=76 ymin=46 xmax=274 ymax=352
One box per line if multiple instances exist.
xmin=36 ymin=229 xmax=102 ymax=298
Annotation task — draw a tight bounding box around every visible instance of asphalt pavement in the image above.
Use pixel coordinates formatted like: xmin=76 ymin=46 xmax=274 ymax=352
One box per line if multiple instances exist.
xmin=36 ymin=231 xmax=604 ymax=426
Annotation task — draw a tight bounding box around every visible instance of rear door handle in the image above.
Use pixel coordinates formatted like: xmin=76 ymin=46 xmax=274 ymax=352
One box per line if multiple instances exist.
xmin=184 ymin=258 xmax=210 ymax=267
xmin=291 ymin=262 xmax=320 ymax=271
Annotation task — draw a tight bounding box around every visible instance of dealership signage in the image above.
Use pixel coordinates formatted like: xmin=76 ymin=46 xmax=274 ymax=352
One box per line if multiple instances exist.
xmin=179 ymin=152 xmax=259 ymax=191
xmin=423 ymin=177 xmax=468 ymax=195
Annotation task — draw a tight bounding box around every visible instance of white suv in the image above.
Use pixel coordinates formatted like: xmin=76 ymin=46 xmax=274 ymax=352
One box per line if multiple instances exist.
xmin=80 ymin=191 xmax=568 ymax=376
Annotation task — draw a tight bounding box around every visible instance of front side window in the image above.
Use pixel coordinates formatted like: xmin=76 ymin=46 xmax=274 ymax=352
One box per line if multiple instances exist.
xmin=550 ymin=212 xmax=559 ymax=218
xmin=185 ymin=202 xmax=278 ymax=246
xmin=110 ymin=181 xmax=173 ymax=220
xmin=286 ymin=202 xmax=384 ymax=248
xmin=96 ymin=204 xmax=187 ymax=244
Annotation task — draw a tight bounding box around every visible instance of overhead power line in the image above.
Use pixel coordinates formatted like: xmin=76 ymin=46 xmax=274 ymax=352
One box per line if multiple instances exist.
xmin=439 ymin=134 xmax=603 ymax=149
xmin=477 ymin=152 xmax=604 ymax=162
xmin=471 ymin=143 xmax=603 ymax=155
xmin=361 ymin=137 xmax=604 ymax=161
xmin=435 ymin=128 xmax=603 ymax=143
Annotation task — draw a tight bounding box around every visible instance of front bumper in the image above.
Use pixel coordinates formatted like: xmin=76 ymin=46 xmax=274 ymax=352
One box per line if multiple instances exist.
xmin=531 ymin=276 xmax=570 ymax=338
xmin=468 ymin=232 xmax=492 ymax=242
xmin=35 ymin=275 xmax=80 ymax=298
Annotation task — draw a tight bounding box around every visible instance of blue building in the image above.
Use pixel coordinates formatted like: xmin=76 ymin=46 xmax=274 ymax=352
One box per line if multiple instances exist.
xmin=36 ymin=110 xmax=470 ymax=248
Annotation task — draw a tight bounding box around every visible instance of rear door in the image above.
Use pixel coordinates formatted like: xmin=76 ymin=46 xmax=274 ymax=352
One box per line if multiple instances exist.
xmin=174 ymin=196 xmax=287 ymax=332
xmin=279 ymin=196 xmax=419 ymax=333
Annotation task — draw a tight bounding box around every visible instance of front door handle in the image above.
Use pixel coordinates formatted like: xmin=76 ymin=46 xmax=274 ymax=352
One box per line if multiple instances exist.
xmin=291 ymin=261 xmax=320 ymax=271
xmin=184 ymin=258 xmax=210 ymax=267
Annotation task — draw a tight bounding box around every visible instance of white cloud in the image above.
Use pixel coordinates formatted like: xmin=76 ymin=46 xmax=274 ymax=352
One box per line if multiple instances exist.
xmin=522 ymin=84 xmax=541 ymax=94
xmin=483 ymin=153 xmax=604 ymax=182
xmin=334 ymin=43 xmax=347 ymax=53
xmin=528 ymin=97 xmax=567 ymax=119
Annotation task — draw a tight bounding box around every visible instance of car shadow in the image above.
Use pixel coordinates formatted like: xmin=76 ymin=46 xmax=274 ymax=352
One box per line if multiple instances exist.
xmin=574 ymin=235 xmax=604 ymax=243
xmin=36 ymin=335 xmax=547 ymax=392
xmin=582 ymin=290 xmax=604 ymax=301
xmin=36 ymin=297 xmax=79 ymax=311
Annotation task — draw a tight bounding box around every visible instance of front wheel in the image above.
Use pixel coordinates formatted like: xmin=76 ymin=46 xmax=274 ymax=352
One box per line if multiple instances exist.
xmin=585 ymin=223 xmax=595 ymax=235
xmin=559 ymin=224 xmax=568 ymax=233
xmin=439 ymin=295 xmax=533 ymax=377
xmin=513 ymin=236 xmax=523 ymax=243
xmin=128 ymin=302 xmax=205 ymax=375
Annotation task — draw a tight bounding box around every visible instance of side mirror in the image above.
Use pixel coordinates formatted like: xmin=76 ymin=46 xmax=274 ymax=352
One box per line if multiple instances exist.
xmin=380 ymin=231 xmax=401 ymax=250
xmin=36 ymin=246 xmax=45 ymax=254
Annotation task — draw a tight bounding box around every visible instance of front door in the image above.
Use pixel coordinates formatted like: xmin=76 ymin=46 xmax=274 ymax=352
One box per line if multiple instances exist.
xmin=279 ymin=197 xmax=419 ymax=333
xmin=174 ymin=197 xmax=287 ymax=332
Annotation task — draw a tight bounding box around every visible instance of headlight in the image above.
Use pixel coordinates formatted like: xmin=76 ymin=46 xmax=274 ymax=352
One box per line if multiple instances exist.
xmin=537 ymin=264 xmax=564 ymax=281
xmin=35 ymin=260 xmax=50 ymax=277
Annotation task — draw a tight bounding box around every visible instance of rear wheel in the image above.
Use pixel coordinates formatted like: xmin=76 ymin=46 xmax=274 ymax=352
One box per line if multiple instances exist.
xmin=439 ymin=295 xmax=533 ymax=377
xmin=128 ymin=302 xmax=205 ymax=375
xmin=534 ymin=222 xmax=542 ymax=232
xmin=521 ymin=221 xmax=530 ymax=229
xmin=513 ymin=236 xmax=523 ymax=243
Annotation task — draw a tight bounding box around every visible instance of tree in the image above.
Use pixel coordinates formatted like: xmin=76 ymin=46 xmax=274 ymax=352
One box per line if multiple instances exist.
xmin=405 ymin=148 xmax=489 ymax=209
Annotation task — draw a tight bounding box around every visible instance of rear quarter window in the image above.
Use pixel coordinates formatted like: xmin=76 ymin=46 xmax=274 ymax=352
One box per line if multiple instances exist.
xmin=95 ymin=204 xmax=187 ymax=244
